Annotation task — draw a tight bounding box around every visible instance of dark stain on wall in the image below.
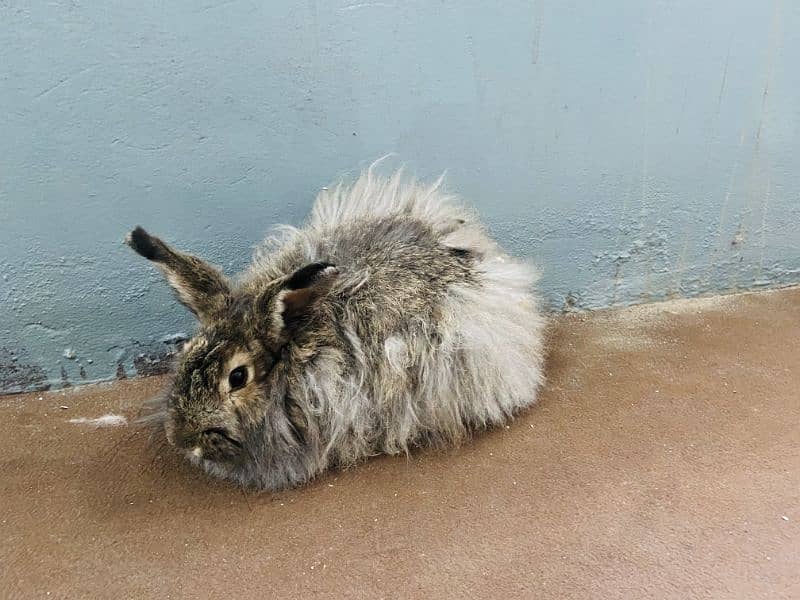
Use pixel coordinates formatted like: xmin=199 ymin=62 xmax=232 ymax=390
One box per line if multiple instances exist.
xmin=0 ymin=347 xmax=51 ymax=394
xmin=130 ymin=335 xmax=187 ymax=377
xmin=133 ymin=351 xmax=175 ymax=377
xmin=60 ymin=365 xmax=71 ymax=388
xmin=81 ymin=335 xmax=188 ymax=385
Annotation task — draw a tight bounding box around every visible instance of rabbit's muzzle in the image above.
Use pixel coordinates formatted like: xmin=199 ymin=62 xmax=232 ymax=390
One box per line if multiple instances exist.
xmin=168 ymin=420 xmax=244 ymax=463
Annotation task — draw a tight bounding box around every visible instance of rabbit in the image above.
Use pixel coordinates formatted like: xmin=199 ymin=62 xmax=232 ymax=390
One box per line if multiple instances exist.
xmin=126 ymin=168 xmax=546 ymax=490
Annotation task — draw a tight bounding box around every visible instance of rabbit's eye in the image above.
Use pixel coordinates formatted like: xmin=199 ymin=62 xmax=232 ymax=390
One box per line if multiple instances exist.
xmin=228 ymin=366 xmax=248 ymax=390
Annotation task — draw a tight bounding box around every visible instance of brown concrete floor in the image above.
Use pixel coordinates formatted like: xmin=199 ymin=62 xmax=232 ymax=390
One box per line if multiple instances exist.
xmin=3 ymin=287 xmax=799 ymax=599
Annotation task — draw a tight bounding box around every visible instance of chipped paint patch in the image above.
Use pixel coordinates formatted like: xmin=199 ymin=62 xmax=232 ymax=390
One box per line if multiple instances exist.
xmin=0 ymin=347 xmax=50 ymax=394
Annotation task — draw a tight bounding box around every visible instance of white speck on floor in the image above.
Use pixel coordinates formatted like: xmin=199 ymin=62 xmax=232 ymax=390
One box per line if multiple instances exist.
xmin=68 ymin=414 xmax=128 ymax=427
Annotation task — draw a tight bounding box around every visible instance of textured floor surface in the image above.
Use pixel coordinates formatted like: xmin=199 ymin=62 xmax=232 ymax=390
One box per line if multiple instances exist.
xmin=3 ymin=287 xmax=799 ymax=599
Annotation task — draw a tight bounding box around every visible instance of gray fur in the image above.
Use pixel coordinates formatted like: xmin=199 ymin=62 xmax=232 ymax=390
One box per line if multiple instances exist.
xmin=128 ymin=168 xmax=546 ymax=490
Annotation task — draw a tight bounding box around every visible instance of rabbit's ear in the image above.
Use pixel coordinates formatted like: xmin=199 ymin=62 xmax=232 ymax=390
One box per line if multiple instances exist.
xmin=126 ymin=226 xmax=230 ymax=322
xmin=273 ymin=263 xmax=339 ymax=332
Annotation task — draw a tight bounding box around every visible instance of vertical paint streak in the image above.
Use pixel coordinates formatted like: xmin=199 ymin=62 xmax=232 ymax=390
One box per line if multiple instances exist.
xmin=753 ymin=0 xmax=784 ymax=149
xmin=706 ymin=129 xmax=747 ymax=284
xmin=727 ymin=0 xmax=784 ymax=291
xmin=757 ymin=178 xmax=771 ymax=280
xmin=530 ymin=0 xmax=543 ymax=65
xmin=716 ymin=44 xmax=731 ymax=116
xmin=670 ymin=34 xmax=732 ymax=296
xmin=614 ymin=2 xmax=653 ymax=252
xmin=670 ymin=240 xmax=690 ymax=298
xmin=639 ymin=5 xmax=654 ymax=298
xmin=465 ymin=33 xmax=485 ymax=108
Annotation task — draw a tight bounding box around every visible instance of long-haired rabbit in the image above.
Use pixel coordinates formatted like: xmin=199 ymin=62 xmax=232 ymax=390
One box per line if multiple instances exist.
xmin=127 ymin=169 xmax=546 ymax=490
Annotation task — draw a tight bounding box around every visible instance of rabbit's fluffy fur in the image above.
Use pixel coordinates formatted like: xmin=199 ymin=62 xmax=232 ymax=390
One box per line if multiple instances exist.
xmin=128 ymin=169 xmax=545 ymax=490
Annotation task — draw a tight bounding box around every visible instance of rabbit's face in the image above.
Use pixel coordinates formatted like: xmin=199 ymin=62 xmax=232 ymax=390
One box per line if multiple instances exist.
xmin=164 ymin=331 xmax=266 ymax=465
xmin=126 ymin=227 xmax=338 ymax=467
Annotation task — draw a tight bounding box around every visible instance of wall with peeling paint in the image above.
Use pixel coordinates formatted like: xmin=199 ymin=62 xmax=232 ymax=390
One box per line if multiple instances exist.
xmin=1 ymin=1 xmax=799 ymax=393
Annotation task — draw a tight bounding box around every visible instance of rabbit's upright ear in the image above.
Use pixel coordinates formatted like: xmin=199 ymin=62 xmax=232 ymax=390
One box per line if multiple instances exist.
xmin=271 ymin=263 xmax=339 ymax=333
xmin=126 ymin=226 xmax=231 ymax=322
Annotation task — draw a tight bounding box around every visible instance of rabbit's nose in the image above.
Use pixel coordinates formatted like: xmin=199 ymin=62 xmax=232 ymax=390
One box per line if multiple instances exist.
xmin=180 ymin=426 xmax=241 ymax=449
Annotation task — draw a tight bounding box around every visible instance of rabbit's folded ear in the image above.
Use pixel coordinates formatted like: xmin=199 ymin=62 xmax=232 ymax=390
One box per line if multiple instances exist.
xmin=272 ymin=263 xmax=339 ymax=333
xmin=126 ymin=226 xmax=231 ymax=322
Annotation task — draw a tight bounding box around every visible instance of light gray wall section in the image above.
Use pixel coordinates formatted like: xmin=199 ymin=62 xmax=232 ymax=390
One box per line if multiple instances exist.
xmin=1 ymin=1 xmax=798 ymax=393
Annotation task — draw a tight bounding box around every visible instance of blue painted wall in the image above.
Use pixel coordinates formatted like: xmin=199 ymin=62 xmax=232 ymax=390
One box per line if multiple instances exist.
xmin=1 ymin=1 xmax=798 ymax=393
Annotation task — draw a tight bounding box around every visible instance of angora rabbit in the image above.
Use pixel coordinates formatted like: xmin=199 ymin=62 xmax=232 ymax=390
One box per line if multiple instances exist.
xmin=127 ymin=169 xmax=545 ymax=490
